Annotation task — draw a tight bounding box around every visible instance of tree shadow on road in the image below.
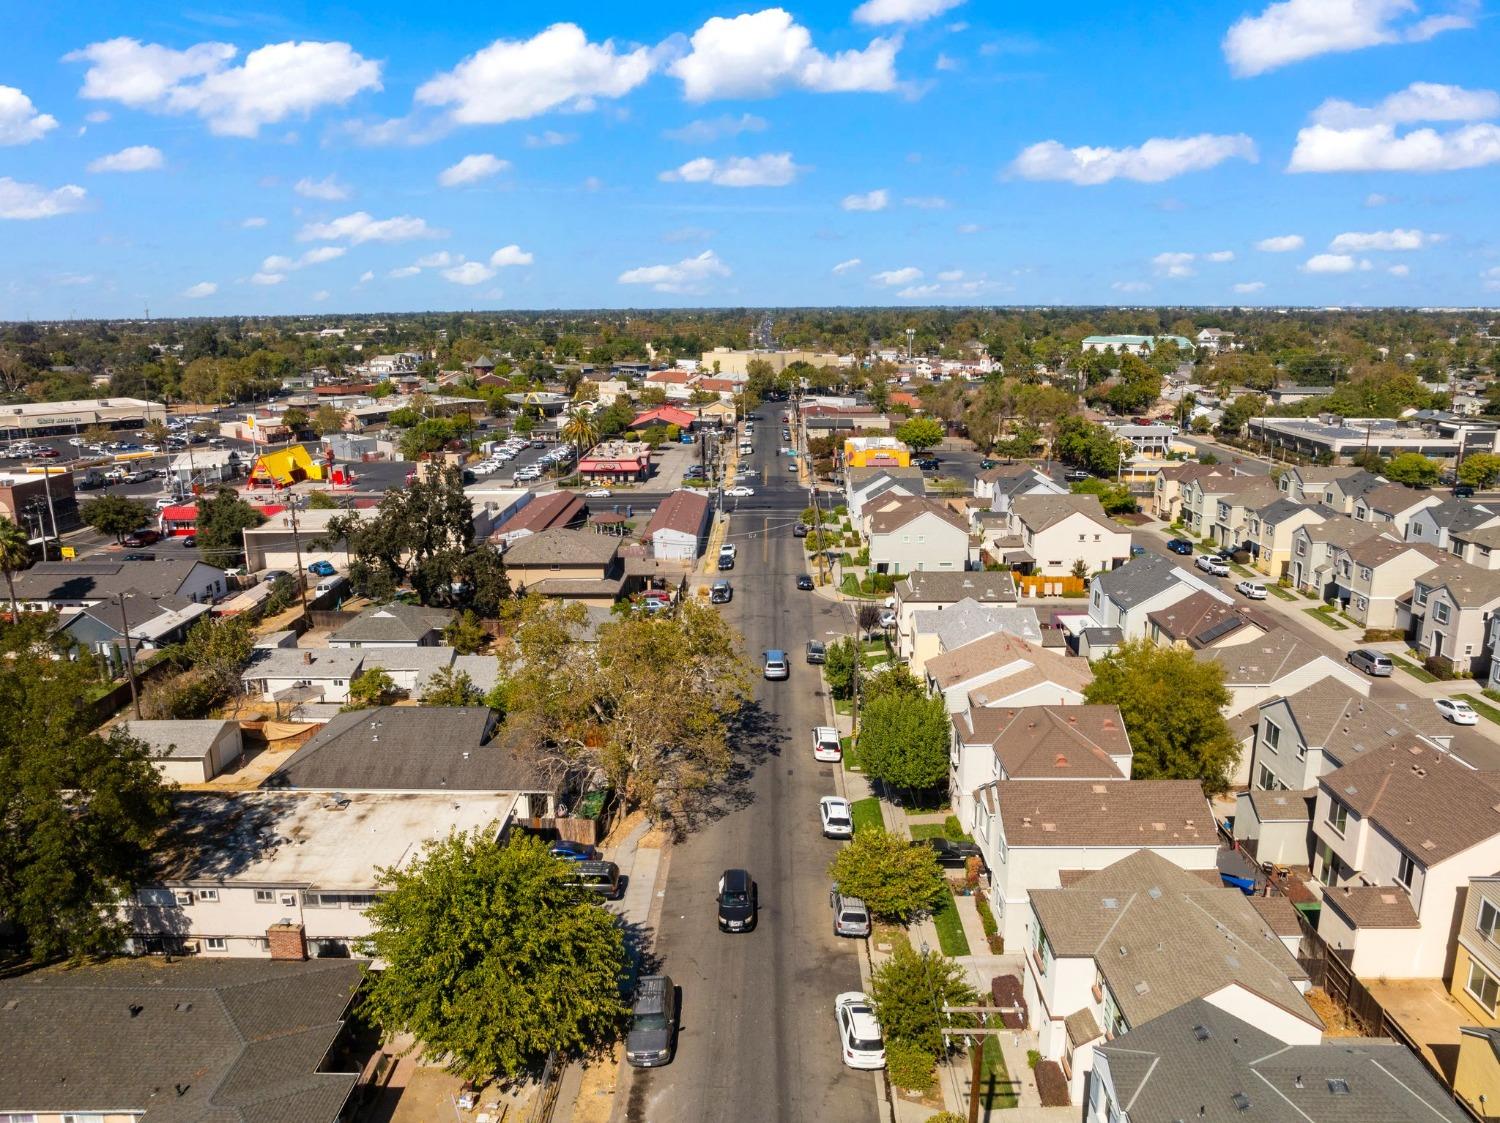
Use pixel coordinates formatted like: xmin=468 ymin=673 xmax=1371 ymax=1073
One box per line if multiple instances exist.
xmin=672 ymin=697 xmax=782 ymax=837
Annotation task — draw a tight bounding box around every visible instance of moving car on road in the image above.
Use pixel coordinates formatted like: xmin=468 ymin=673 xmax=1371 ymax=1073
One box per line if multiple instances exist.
xmin=820 ymin=796 xmax=853 ymax=838
xmin=625 ymin=975 xmax=677 ymax=1068
xmin=835 ymin=992 xmax=886 ymax=1070
xmin=585 ymin=488 xmax=612 ymax=498
xmin=716 ymin=869 xmax=757 ymax=932
xmin=1436 ymin=698 xmax=1480 ymax=725
xmin=718 ymin=543 xmax=736 ymax=571
xmin=813 ymin=726 xmax=842 ymax=762
xmin=1166 ymin=538 xmax=1194 ymax=555
xmin=1235 ymin=580 xmax=1268 ymax=599
xmin=1347 ymin=648 xmax=1394 ymax=677
xmin=1195 ymin=554 xmax=1230 ymax=577
xmin=762 ymin=649 xmax=789 ymax=680
xmin=710 ymin=579 xmax=733 ymax=604
xmin=122 ymin=530 xmax=159 ymax=547
xmin=796 ymin=573 xmax=815 ymax=590
xmin=725 ymin=486 xmax=754 ymax=497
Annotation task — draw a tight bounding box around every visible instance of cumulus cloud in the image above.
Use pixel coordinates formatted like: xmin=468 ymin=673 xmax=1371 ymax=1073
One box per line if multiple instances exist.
xmin=1255 ymin=234 xmax=1305 ymax=252
xmin=659 ymin=153 xmax=802 ymax=187
xmin=1388 ymin=263 xmax=1411 ymax=276
xmin=181 ymin=281 xmax=217 ymax=298
xmin=1289 ymin=121 xmax=1500 ymax=173
xmin=388 ymin=265 xmax=422 ymax=278
xmin=1234 ymin=281 xmax=1267 ymax=293
xmin=416 ymin=24 xmax=653 ymax=125
xmin=262 ymin=246 xmax=346 ymax=273
xmin=1152 ymin=252 xmax=1198 ymax=278
xmin=662 ymin=113 xmax=768 ymax=142
xmin=490 ymin=244 xmax=534 ymax=267
xmin=87 ymin=144 xmax=164 ymax=172
xmin=358 ymin=270 xmax=374 ymax=283
xmin=443 ymin=261 xmax=495 ymax=285
xmin=297 ymin=211 xmax=445 ymax=243
xmin=842 ymin=188 xmax=889 ymax=211
xmin=0 ymin=178 xmax=88 ymax=220
xmin=250 ymin=271 xmax=284 ymax=285
xmin=617 ymin=249 xmax=730 ymax=293
xmin=525 ymin=130 xmax=575 ymax=148
xmin=853 ymin=0 xmax=966 ymax=25
xmin=1011 ymin=133 xmax=1257 ymax=184
xmin=241 ymin=215 xmax=268 ymax=228
xmin=872 ymin=266 xmax=922 ymax=285
xmin=832 ymin=258 xmax=863 ymax=274
xmin=669 ymin=8 xmax=899 ymax=101
xmin=1303 ymin=253 xmax=1367 ymax=273
xmin=65 ymin=37 xmax=381 ymax=137
xmin=294 ymin=174 xmax=350 ymax=200
xmin=438 ymin=153 xmax=511 ymax=187
xmin=1311 ymin=81 xmax=1500 ymax=128
xmin=0 ymin=86 xmax=58 ymax=145
xmin=1329 ymin=228 xmax=1440 ymax=251
xmin=416 ymin=251 xmax=456 ymax=268
xmin=1112 ymin=280 xmax=1152 ymax=293
xmin=895 ymin=274 xmax=1002 ymax=300
xmin=1223 ymin=0 xmax=1474 ymax=77
xmin=1205 ymin=250 xmax=1235 ymax=262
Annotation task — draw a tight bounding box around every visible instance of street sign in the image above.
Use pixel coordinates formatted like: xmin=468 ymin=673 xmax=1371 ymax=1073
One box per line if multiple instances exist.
xmin=60 ymin=546 xmax=76 ymax=559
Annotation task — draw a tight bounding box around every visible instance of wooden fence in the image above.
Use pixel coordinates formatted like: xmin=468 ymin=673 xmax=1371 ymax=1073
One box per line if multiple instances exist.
xmin=1013 ymin=574 xmax=1087 ymax=598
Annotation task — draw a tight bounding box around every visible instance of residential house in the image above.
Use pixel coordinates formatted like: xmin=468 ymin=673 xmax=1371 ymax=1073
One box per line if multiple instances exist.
xmin=892 ymin=570 xmax=1018 ymax=657
xmin=1149 ymin=462 xmax=1227 ymax=522
xmin=1322 ymin=468 xmax=1388 ymax=514
xmin=122 ymin=790 xmax=518 ymax=959
xmin=505 ymin=526 xmax=626 ymax=604
xmin=1288 ymin=515 xmax=1387 ymax=597
xmin=1087 ymin=997 xmax=1466 ymax=1123
xmin=242 ymin=505 xmax=366 ymax=573
xmin=864 ymin=495 xmax=971 ymax=575
xmin=925 ymin=633 xmax=1091 ymax=717
xmin=119 ymin=718 xmax=244 ymax=784
xmin=241 ymin=647 xmax=363 ymax=705
xmin=949 ymin=703 xmax=1131 ymax=827
xmin=1179 ymin=472 xmax=1243 ymax=537
xmin=0 ymin=958 xmax=368 ymax=1123
xmin=1006 ymin=494 xmax=1132 ymax=577
xmin=907 ymin=598 xmax=1042 ymax=677
xmin=355 ymin=647 xmax=468 ymax=696
xmin=975 ymin=464 xmax=1066 ymax=514
xmin=1244 ymin=498 xmax=1331 ymax=578
xmin=846 ymin=466 xmax=925 ymax=520
xmin=1450 ymin=875 xmax=1500 ymax=1035
xmin=1352 ymin=482 xmax=1444 ymax=536
xmin=1448 ymin=523 xmax=1500 ymax=570
xmin=974 ymin=777 xmax=1218 ymax=946
xmin=1208 ymin=479 xmax=1283 ymax=549
xmin=1145 ymin=589 xmax=1274 ymax=649
xmin=1088 ymin=554 xmax=1227 ymax=640
xmin=645 ymin=488 xmax=712 ymax=561
xmin=1405 ymin=499 xmax=1500 ymax=551
xmin=1277 ymin=465 xmax=1380 ymax=506
xmin=1329 ymin=534 xmax=1442 ymax=627
xmin=1413 ymin=559 xmax=1500 ymax=676
xmin=1314 ymin=745 xmax=1500 ymax=978
xmin=11 ymin=557 xmax=228 ymax=612
xmin=490 ymin=489 xmax=585 ymax=545
xmin=55 ymin=593 xmax=212 ymax=674
xmin=328 ymin=602 xmax=451 ymax=648
xmin=1024 ymin=851 xmax=1321 ymax=1102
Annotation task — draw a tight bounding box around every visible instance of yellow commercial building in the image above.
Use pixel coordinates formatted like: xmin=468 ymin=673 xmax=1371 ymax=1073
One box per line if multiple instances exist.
xmin=247 ymin=444 xmax=329 ymax=488
xmin=843 ymin=436 xmax=911 ymax=469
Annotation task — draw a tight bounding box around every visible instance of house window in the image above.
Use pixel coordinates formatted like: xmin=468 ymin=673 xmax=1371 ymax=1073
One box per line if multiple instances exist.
xmin=1435 ymin=601 xmax=1451 ymax=625
xmin=1415 ymin=586 xmax=1430 ymax=607
xmin=174 ymin=891 xmax=194 ymax=907
xmin=1479 ymin=898 xmax=1500 ymax=942
xmin=1262 ymin=721 xmax=1281 ymax=752
xmin=1397 ymin=853 xmax=1416 ymax=890
xmin=1257 ymin=765 xmax=1282 ymax=791
xmin=196 ymin=888 xmax=218 ymax=903
xmin=1467 ymin=959 xmax=1500 ymax=1013
xmin=254 ymin=889 xmax=276 ymax=903
xmin=1033 ymin=926 xmax=1053 ymax=976
xmin=1296 ymin=541 xmax=1306 ymax=556
xmin=204 ymin=937 xmax=227 ymax=951
xmin=1326 ymin=800 xmax=1349 ymax=837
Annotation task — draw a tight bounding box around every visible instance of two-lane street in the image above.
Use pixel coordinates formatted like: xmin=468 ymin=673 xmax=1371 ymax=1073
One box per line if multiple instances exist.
xmin=619 ymin=406 xmax=878 ymax=1123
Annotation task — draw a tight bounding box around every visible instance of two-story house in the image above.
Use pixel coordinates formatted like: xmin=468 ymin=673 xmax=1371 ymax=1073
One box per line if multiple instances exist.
xmin=1145 ymin=589 xmax=1275 ymax=650
xmin=906 ymin=598 xmax=1042 ymax=678
xmin=973 ymin=462 xmax=1066 ymax=512
xmin=1412 ymin=559 xmax=1500 ymax=677
xmin=891 ymin=570 xmax=1017 ymax=656
xmin=846 ymin=465 xmax=924 ymax=520
xmin=1328 ymin=535 xmax=1442 ymax=627
xmin=864 ymin=495 xmax=971 ymax=575
xmin=1323 ymin=468 xmax=1389 ymax=514
xmin=1008 ymin=494 xmax=1132 ymax=577
xmin=1150 ymin=462 xmax=1228 ymax=522
xmin=1352 ymin=482 xmax=1444 ymax=536
xmin=1179 ymin=473 xmax=1245 ymax=538
xmin=1278 ymin=465 xmax=1383 ymax=507
xmin=1089 ymin=554 xmax=1228 ymax=640
xmin=1287 ymin=514 xmax=1387 ymax=597
xmin=1405 ymin=499 xmax=1500 ymax=551
xmin=1451 ymin=875 xmax=1500 ymax=1034
xmin=1208 ymin=479 xmax=1283 ymax=549
xmin=1448 ymin=523 xmax=1500 ymax=570
xmin=1244 ymin=498 xmax=1331 ymax=579
xmin=925 ymin=632 xmax=1091 ymax=717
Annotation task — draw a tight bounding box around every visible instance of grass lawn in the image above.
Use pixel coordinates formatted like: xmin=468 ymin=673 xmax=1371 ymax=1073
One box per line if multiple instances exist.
xmin=840 ymin=735 xmax=863 ymax=772
xmin=1303 ymin=606 xmax=1349 ymax=631
xmin=908 ymin=816 xmax=973 ymax=843
xmin=931 ymin=887 xmax=971 ymax=957
xmin=977 ymin=1036 xmax=1019 ymax=1110
xmin=1230 ymin=562 xmax=1255 ymax=578
xmin=1387 ymin=651 xmax=1439 ymax=683
xmin=833 ymin=697 xmax=853 ymax=716
xmin=1267 ymin=584 xmax=1296 ymax=601
xmin=1457 ymin=693 xmax=1500 ymax=726
xmin=850 ymin=797 xmax=884 ymax=834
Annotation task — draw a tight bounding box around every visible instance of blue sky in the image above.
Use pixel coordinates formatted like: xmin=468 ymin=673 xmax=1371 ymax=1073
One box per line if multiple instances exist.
xmin=2 ymin=0 xmax=1498 ymax=317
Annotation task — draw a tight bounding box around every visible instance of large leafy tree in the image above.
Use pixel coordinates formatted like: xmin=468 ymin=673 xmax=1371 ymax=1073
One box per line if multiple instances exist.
xmin=421 ymin=666 xmax=485 ymax=707
xmin=0 ymin=617 xmax=173 ymax=960
xmin=194 ymin=487 xmax=266 ymax=567
xmin=173 ymin=614 xmax=255 ymax=703
xmin=81 ymin=494 xmax=151 ymax=542
xmin=870 ymin=942 xmax=978 ymax=1057
xmin=1383 ymin=451 xmax=1440 ymax=487
xmin=827 ymin=828 xmax=945 ymax=921
xmin=360 ymin=832 xmax=630 ymax=1081
xmin=1459 ymin=453 xmax=1500 ymax=488
xmin=0 ymin=515 xmax=32 ymax=618
xmin=1084 ymin=638 xmax=1237 ymax=792
xmin=857 ymin=689 xmax=950 ymax=791
xmin=896 ymin=416 xmax=945 ymax=452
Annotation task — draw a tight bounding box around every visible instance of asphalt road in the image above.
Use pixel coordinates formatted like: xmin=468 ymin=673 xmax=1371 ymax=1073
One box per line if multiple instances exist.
xmin=1173 ymin=434 xmax=1272 ymax=476
xmin=620 ymin=405 xmax=877 ymax=1123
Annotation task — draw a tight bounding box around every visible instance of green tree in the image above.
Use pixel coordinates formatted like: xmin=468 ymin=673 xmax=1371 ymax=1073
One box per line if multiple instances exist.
xmin=420 ymin=666 xmax=485 ymax=707
xmin=561 ymin=411 xmax=600 ymax=453
xmin=1054 ymin=416 xmax=1127 ymax=476
xmin=444 ymin=610 xmax=488 ymax=654
xmin=1217 ymin=393 xmax=1265 ymax=438
xmin=81 ymin=494 xmax=151 ymax=543
xmin=174 ymin=614 xmax=255 ymax=703
xmin=822 ymin=636 xmax=859 ymax=700
xmin=360 ymin=832 xmax=630 ymax=1081
xmin=0 ymin=515 xmax=32 ymax=619
xmin=1069 ymin=477 xmax=1138 ymax=514
xmin=827 ymin=828 xmax=945 ymax=921
xmin=857 ymin=690 xmax=950 ymax=791
xmin=0 ymin=620 xmax=173 ymax=960
xmin=896 ymin=416 xmax=945 ymax=453
xmin=1084 ymin=639 xmax=1237 ymax=792
xmin=311 ymin=403 xmax=347 ymax=436
xmin=1383 ymin=451 xmax=1440 ymax=487
xmin=1459 ymin=453 xmax=1500 ymax=488
xmin=870 ymin=942 xmax=978 ymax=1057
xmin=193 ymin=487 xmax=266 ymax=566
xmin=346 ymin=667 xmax=400 ymax=709
xmin=307 ymin=490 xmax=339 ymax=510
xmin=281 ymin=407 xmax=309 ymax=433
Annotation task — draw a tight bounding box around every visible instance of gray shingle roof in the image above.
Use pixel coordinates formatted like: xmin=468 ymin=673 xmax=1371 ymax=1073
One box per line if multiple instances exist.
xmin=898 ymin=570 xmax=1017 ymax=604
xmin=1092 ymin=554 xmax=1185 ymax=609
xmin=120 ymin=719 xmax=237 ymax=761
xmin=504 ymin=526 xmax=622 ymax=566
xmin=0 ymin=958 xmax=363 ymax=1123
xmin=1010 ymin=493 xmax=1117 ymax=533
xmin=1203 ymin=630 xmax=1327 ymax=685
xmin=327 ymin=602 xmax=451 ymax=645
xmin=1263 ymin=679 xmax=1447 ymax=761
xmin=13 ymin=558 xmax=223 ymax=603
xmin=917 ymin=600 xmax=1042 ymax=649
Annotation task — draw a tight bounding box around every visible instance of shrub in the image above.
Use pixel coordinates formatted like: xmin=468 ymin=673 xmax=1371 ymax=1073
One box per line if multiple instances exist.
xmin=975 ymin=890 xmax=998 ymax=937
xmin=1027 ymin=1049 xmax=1042 ymax=1069
xmin=1361 ymin=628 xmax=1405 ymax=643
xmin=886 ymin=1040 xmax=936 ymax=1094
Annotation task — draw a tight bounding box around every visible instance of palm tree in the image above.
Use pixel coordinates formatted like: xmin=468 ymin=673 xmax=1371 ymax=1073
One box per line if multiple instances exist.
xmin=561 ymin=410 xmax=600 ymax=455
xmin=0 ymin=515 xmax=32 ymax=621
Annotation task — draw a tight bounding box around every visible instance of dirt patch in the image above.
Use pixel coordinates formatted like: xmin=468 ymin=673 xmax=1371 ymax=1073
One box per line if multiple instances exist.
xmin=604 ymin=809 xmax=647 ymax=849
xmin=570 ymin=1046 xmax=621 ymax=1123
xmin=1305 ymin=988 xmax=1367 ymax=1036
xmin=1113 ymin=512 xmax=1152 ymax=526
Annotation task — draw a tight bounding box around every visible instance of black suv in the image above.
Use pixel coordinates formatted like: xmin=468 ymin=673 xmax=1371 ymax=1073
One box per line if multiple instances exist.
xmin=913 ymin=837 xmax=984 ymax=869
xmin=796 ymin=574 xmax=814 ymax=590
xmin=717 ymin=868 xmax=757 ymax=932
xmin=625 ymin=975 xmax=677 ymax=1068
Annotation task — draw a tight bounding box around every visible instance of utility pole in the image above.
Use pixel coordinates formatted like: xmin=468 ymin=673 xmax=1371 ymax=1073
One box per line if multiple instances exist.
xmin=283 ymin=503 xmax=309 ymax=612
xmin=116 ymin=594 xmax=143 ymax=720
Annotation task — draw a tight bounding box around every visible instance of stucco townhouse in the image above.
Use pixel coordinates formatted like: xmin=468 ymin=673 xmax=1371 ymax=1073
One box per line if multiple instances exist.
xmin=1328 ymin=534 xmax=1443 ymax=628
xmin=863 ymin=494 xmax=972 ymax=575
xmin=1006 ymin=493 xmax=1133 ymax=577
xmin=1208 ymin=479 xmax=1283 ymax=549
xmin=1411 ymin=558 xmax=1500 ymax=677
xmin=1088 ymin=553 xmax=1227 ymax=641
xmin=1244 ymin=498 xmax=1332 ymax=579
xmin=1352 ymin=482 xmax=1444 ymax=536
xmin=1287 ymin=514 xmax=1386 ymax=598
xmin=1405 ymin=498 xmax=1500 ymax=550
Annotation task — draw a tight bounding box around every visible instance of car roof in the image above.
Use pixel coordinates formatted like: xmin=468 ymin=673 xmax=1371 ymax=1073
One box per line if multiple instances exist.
xmin=814 ymin=725 xmax=838 ymax=738
xmin=821 ymin=795 xmax=850 ymax=808
xmin=765 ymin=649 xmax=787 ymax=660
xmin=721 ymin=867 xmax=751 ymax=889
xmin=634 ymin=974 xmax=672 ymax=1013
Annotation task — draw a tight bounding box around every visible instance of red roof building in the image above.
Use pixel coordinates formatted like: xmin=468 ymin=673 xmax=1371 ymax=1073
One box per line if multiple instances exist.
xmin=577 ymin=441 xmax=652 ymax=483
xmin=631 ymin=405 xmax=695 ymax=429
xmin=491 ymin=490 xmax=585 ymax=544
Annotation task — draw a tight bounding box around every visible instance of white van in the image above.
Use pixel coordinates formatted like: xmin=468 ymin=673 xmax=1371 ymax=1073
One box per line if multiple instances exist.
xmin=313 ymin=576 xmax=348 ymax=599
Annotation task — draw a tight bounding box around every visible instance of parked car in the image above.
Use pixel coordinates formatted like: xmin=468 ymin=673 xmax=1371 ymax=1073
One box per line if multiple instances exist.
xmin=307 ymin=560 xmax=337 ymax=577
xmin=813 ymin=726 xmax=842 ymax=762
xmin=1195 ymin=554 xmax=1230 ymax=577
xmin=878 ymin=608 xmax=897 ymax=629
xmin=710 ymin=579 xmax=733 ymax=604
xmin=819 ymin=796 xmax=853 ymax=839
xmin=716 ymin=868 xmax=757 ymax=933
xmin=793 ymin=522 xmax=809 ymax=538
xmin=570 ymin=859 xmax=623 ymax=899
xmin=548 ymin=840 xmax=599 ymax=862
xmin=1347 ymin=648 xmax=1395 ymax=677
xmin=913 ymin=836 xmax=984 ymax=869
xmin=1064 ymin=469 xmax=1089 ymax=481
xmin=763 ymin=650 xmax=789 ymax=679
xmin=835 ymin=992 xmax=886 ymax=1070
xmin=585 ymin=488 xmax=612 ymax=498
xmin=121 ymin=530 xmax=159 ymax=547
xmin=830 ymin=888 xmax=872 ymax=938
xmin=1454 ymin=484 xmax=1477 ymax=498
xmin=1235 ymin=580 xmax=1268 ymax=600
xmin=313 ymin=576 xmax=348 ymax=599
xmin=624 ymin=976 xmax=677 ymax=1068
xmin=805 ymin=640 xmax=826 ymax=664
xmin=1166 ymin=538 xmax=1194 ymax=555
xmin=718 ymin=544 xmax=736 ymax=571
xmin=153 ymin=497 xmax=174 ymax=510
xmin=122 ymin=552 xmax=156 ymax=562
xmin=796 ymin=573 xmax=815 ymax=591
xmin=1436 ymin=698 xmax=1480 ymax=726
xmin=181 ymin=535 xmax=196 ymax=548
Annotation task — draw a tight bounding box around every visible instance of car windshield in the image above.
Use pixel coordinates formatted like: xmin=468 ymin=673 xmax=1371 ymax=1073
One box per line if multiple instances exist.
xmin=827 ymin=816 xmax=851 ymax=828
xmin=722 ymin=889 xmax=749 ymax=905
xmin=633 ymin=1012 xmax=669 ymax=1032
xmin=841 ymin=910 xmax=865 ymax=923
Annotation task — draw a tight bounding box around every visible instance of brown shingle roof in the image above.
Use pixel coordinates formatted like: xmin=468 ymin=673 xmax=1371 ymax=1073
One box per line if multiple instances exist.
xmin=927 ymin=632 xmax=1091 ymax=696
xmin=994 ymin=779 xmax=1215 ymax=847
xmin=1343 ymin=534 xmax=1442 ymax=567
xmin=1010 ymin=493 xmax=1118 ymax=534
xmin=1322 ymin=884 xmax=1421 ymax=929
xmin=868 ymin=495 xmax=968 ymax=535
xmin=1418 ymin=558 xmax=1500 ymax=608
xmin=1202 ymin=630 xmax=1327 ymax=685
xmin=1266 ymin=679 xmax=1446 ymax=759
xmin=956 ymin=704 xmax=1130 ymax=778
xmin=504 ymin=526 xmax=621 ymax=566
xmin=492 ymin=490 xmax=583 ymax=537
xmin=645 ymin=488 xmax=711 ymax=537
xmin=1147 ymin=590 xmax=1274 ymax=647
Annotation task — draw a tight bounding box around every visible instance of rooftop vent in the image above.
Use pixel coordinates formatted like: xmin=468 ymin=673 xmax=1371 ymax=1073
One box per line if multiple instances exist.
xmin=1327 ymin=1078 xmax=1351 ymax=1095
xmin=1193 ymin=1023 xmax=1211 ymax=1042
xmin=129 ymin=1004 xmax=144 ymax=1018
xmin=1102 ymin=897 xmax=1118 ymax=909
xmin=1135 ymin=981 xmax=1150 ymax=996
xmin=1232 ymin=1092 xmax=1251 ymax=1111
xmin=174 ymin=1002 xmax=192 ymax=1013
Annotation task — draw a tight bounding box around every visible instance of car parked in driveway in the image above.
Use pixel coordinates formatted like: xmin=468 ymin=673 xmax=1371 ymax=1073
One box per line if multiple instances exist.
xmin=548 ymin=840 xmax=599 ymax=862
xmin=836 ymin=992 xmax=886 ymax=1070
xmin=122 ymin=530 xmax=159 ymax=547
xmin=813 ymin=726 xmax=842 ymax=762
xmin=1347 ymin=648 xmax=1394 ymax=676
xmin=830 ymin=889 xmax=871 ymax=938
xmin=819 ymin=796 xmax=853 ymax=838
xmin=1235 ymin=579 xmax=1268 ymax=599
xmin=1436 ymin=698 xmax=1480 ymax=725
xmin=1166 ymin=538 xmax=1194 ymax=554
xmin=716 ymin=868 xmax=757 ymax=932
xmin=307 ymin=560 xmax=337 ymax=577
xmin=913 ymin=836 xmax=984 ymax=869
xmin=625 ymin=975 xmax=677 ymax=1068
xmin=1195 ymin=554 xmax=1230 ymax=577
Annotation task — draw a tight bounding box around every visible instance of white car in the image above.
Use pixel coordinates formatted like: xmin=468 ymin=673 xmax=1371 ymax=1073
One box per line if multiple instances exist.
xmin=725 ymin=486 xmax=755 ymax=497
xmin=585 ymin=488 xmax=612 ymax=498
xmin=1195 ymin=554 xmax=1230 ymax=577
xmin=835 ymin=992 xmax=886 ymax=1070
xmin=1436 ymin=698 xmax=1480 ymax=725
xmin=813 ymin=726 xmax=842 ymax=763
xmin=1235 ymin=580 xmax=1268 ymax=600
xmin=819 ymin=796 xmax=853 ymax=839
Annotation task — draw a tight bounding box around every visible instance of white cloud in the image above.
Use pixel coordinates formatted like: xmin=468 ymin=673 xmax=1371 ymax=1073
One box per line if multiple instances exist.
xmin=0 ymin=178 xmax=88 ymax=220
xmin=582 ymin=176 xmax=604 ymax=191
xmin=1205 ymin=250 xmax=1235 ymax=262
xmin=1289 ymin=121 xmax=1500 ymax=173
xmin=438 ymin=153 xmax=511 ymax=187
xmin=388 ymin=265 xmax=422 ymax=278
xmin=260 ymin=246 xmax=347 ymax=275
xmin=617 ymin=249 xmax=731 ymax=294
xmin=311 ymin=290 xmax=330 ymax=302
xmin=669 ymin=8 xmax=900 ymax=101
xmin=663 ymin=113 xmax=769 ymax=142
xmin=358 ymin=270 xmax=374 ymax=283
xmin=65 ymin=37 xmax=381 ymax=137
xmin=903 ymin=195 xmax=949 ymax=209
xmin=1484 ymin=266 xmax=1500 ymax=291
xmin=1303 ymin=253 xmax=1364 ymax=273
xmin=1329 ymin=227 xmax=1439 ymax=251
xmin=84 ymin=110 xmax=110 ymax=124
xmin=87 ymin=144 xmax=164 ymax=172
xmin=935 ymin=52 xmax=959 ymax=71
xmin=1255 ymin=234 xmax=1305 ymax=252
xmin=444 ymin=261 xmax=495 ymax=285
xmin=241 ymin=215 xmax=268 ymax=228
xmin=659 ymin=153 xmax=802 ymax=187
xmin=1365 ymin=192 xmax=1393 ymax=206
xmin=1112 ymin=280 xmax=1152 ymax=293
xmin=896 ymin=276 xmax=1001 ymax=300
xmin=490 ymin=244 xmax=534 ymax=267
xmin=181 ymin=281 xmax=217 ymax=298
xmin=832 ymin=258 xmax=863 ymax=274
xmin=416 ymin=251 xmax=456 ymax=268
xmin=416 ymin=23 xmax=653 ymax=125
xmin=842 ymin=188 xmax=889 ymax=211
xmin=853 ymin=0 xmax=965 ymax=25
xmin=250 ymin=271 xmax=284 ymax=285
xmin=525 ymin=130 xmax=576 ymax=148
xmin=1152 ymin=252 xmax=1197 ymax=278
xmin=936 ymin=269 xmax=965 ymax=282
xmin=1223 ymin=0 xmax=1473 ymax=77
xmin=1311 ymin=81 xmax=1500 ymax=128
xmin=297 ymin=211 xmax=445 ymax=243
xmin=1011 ymin=133 xmax=1257 ymax=184
xmin=1233 ymin=281 xmax=1267 ymax=293
xmin=872 ymin=266 xmax=922 ymax=285
xmin=1388 ymin=263 xmax=1411 ymax=276
xmin=0 ymin=86 xmax=58 ymax=145
xmin=294 ymin=174 xmax=350 ymax=200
